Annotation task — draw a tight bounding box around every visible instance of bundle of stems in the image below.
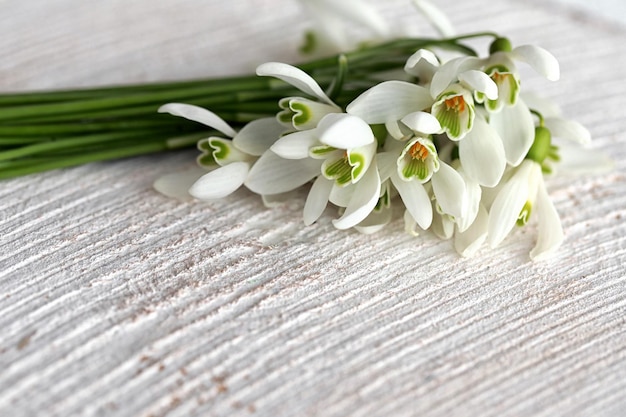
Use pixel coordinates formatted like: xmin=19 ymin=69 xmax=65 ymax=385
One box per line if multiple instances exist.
xmin=0 ymin=37 xmax=480 ymax=179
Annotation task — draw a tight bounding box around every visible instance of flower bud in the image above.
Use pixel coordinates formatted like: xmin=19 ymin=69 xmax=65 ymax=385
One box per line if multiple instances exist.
xmin=489 ymin=37 xmax=513 ymax=54
xmin=526 ymin=126 xmax=551 ymax=164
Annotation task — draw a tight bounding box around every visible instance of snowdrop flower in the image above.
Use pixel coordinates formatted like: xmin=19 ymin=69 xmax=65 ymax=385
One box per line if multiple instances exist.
xmin=247 ymin=61 xmax=383 ymax=229
xmin=297 ymin=0 xmax=390 ymax=55
xmin=522 ymin=92 xmax=613 ymax=175
xmin=257 ymin=62 xmax=343 ymax=131
xmin=488 ymin=127 xmax=563 ymax=260
xmin=277 ymin=96 xmax=341 ymax=131
xmin=428 ymin=162 xmax=487 ymax=256
xmin=431 ymin=83 xmax=477 ymax=140
xmin=156 ymin=103 xmax=285 ymax=200
xmin=353 ymin=180 xmax=394 ymax=234
xmin=376 ymin=111 xmax=467 ymax=230
xmin=268 ymin=112 xmax=380 ymax=229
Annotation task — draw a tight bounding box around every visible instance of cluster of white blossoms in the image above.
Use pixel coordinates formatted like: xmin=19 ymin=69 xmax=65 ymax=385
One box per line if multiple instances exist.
xmin=155 ymin=2 xmax=610 ymax=261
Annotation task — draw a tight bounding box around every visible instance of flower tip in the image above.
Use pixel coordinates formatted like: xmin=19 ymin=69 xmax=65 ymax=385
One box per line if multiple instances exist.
xmin=513 ymin=45 xmax=560 ymax=81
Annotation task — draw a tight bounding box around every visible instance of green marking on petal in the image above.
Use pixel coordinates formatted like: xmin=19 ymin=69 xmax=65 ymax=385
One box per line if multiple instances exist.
xmin=507 ymin=75 xmax=519 ymax=104
xmin=197 ymin=139 xmax=212 ymax=152
xmin=290 ymin=101 xmax=311 ymax=127
xmin=197 ymin=153 xmax=216 ymax=168
xmin=517 ymin=200 xmax=532 ymax=226
xmin=402 ymin=158 xmax=429 ymax=181
xmin=209 ymin=139 xmax=230 ymax=161
xmin=374 ymin=184 xmax=391 ymax=212
xmin=323 ymin=156 xmax=353 ymax=186
xmin=348 ymin=151 xmax=365 ymax=182
xmin=277 ymin=109 xmax=293 ymax=125
xmin=434 ymin=92 xmax=473 ymax=140
xmin=484 ymin=67 xmax=520 ymax=110
xmin=310 ymin=145 xmax=337 ymax=157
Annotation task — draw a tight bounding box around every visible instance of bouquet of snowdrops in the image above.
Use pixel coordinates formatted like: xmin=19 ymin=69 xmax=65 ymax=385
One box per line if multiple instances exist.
xmin=0 ymin=0 xmax=610 ymax=260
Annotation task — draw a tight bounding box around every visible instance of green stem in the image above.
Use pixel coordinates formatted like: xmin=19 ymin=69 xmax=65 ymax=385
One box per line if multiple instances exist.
xmin=0 ymin=33 xmax=497 ymax=179
xmin=0 ymin=142 xmax=174 ymax=179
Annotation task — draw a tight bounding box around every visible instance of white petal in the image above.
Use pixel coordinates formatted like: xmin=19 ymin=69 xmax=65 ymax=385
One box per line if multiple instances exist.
xmin=305 ymin=0 xmax=390 ymax=38
xmin=153 ymin=166 xmax=206 ymax=201
xmin=301 ymin=2 xmax=351 ymax=52
xmin=401 ymin=111 xmax=442 ymax=135
xmin=391 ymin=171 xmax=433 ymax=229
xmin=490 ymin=99 xmax=535 ymax=166
xmin=459 ymin=70 xmax=498 ymax=100
xmin=245 ymin=151 xmax=322 ymax=195
xmin=488 ymin=160 xmax=535 ymax=247
xmin=256 ymin=62 xmax=334 ymax=105
xmin=271 ymin=129 xmax=319 ymax=159
xmin=430 ymin=57 xmax=482 ymax=98
xmin=376 ymin=152 xmax=398 ymax=182
xmin=158 ymin=103 xmax=236 ymax=137
xmin=431 ymin=211 xmax=454 ymax=240
xmin=411 ymin=0 xmax=456 ymax=37
xmin=403 ymin=209 xmax=421 ymax=236
xmin=455 ymin=170 xmax=481 ymax=233
xmin=520 ymin=92 xmax=561 ymax=117
xmin=303 ymin=176 xmax=334 ymax=226
xmin=544 ymin=117 xmax=591 ymax=145
xmin=530 ymin=179 xmax=563 ymax=261
xmin=262 ymin=191 xmax=299 ymax=208
xmin=346 ymin=81 xmax=434 ymax=124
xmin=355 ymin=206 xmax=393 ymax=234
xmin=329 ymin=182 xmax=355 ymax=207
xmin=404 ymin=49 xmax=439 ymax=80
xmin=189 ymin=162 xmax=249 ymax=200
xmin=459 ymin=117 xmax=506 ymax=187
xmin=318 ymin=113 xmax=375 ymax=149
xmin=332 ymin=161 xmax=381 ymax=230
xmin=385 ymin=119 xmax=412 ymax=140
xmin=553 ymin=142 xmax=614 ymax=175
xmin=454 ymin=204 xmax=488 ymax=257
xmin=431 ymin=161 xmax=466 ymax=219
xmin=233 ymin=118 xmax=285 ymax=156
xmin=512 ymin=45 xmax=560 ymax=81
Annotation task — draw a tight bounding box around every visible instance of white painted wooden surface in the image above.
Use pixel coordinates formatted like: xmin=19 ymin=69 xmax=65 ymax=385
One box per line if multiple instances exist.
xmin=1 ymin=1 xmax=625 ymax=416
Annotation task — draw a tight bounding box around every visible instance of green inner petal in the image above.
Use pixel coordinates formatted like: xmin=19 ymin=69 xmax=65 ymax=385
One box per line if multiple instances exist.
xmin=348 ymin=152 xmax=365 ymax=182
xmin=324 ymin=157 xmax=353 ymax=186
xmin=197 ymin=139 xmax=212 ymax=152
xmin=210 ymin=140 xmax=230 ymax=161
xmin=290 ymin=102 xmax=311 ymax=127
xmin=402 ymin=158 xmax=429 ymax=181
xmin=374 ymin=185 xmax=391 ymax=212
xmin=517 ymin=201 xmax=532 ymax=226
xmin=197 ymin=153 xmax=216 ymax=168
xmin=277 ymin=109 xmax=293 ymax=125
xmin=436 ymin=106 xmax=461 ymax=139
xmin=310 ymin=145 xmax=337 ymax=157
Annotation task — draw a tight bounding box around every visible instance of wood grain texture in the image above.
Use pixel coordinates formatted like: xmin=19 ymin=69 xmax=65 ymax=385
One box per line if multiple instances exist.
xmin=1 ymin=1 xmax=625 ymax=416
